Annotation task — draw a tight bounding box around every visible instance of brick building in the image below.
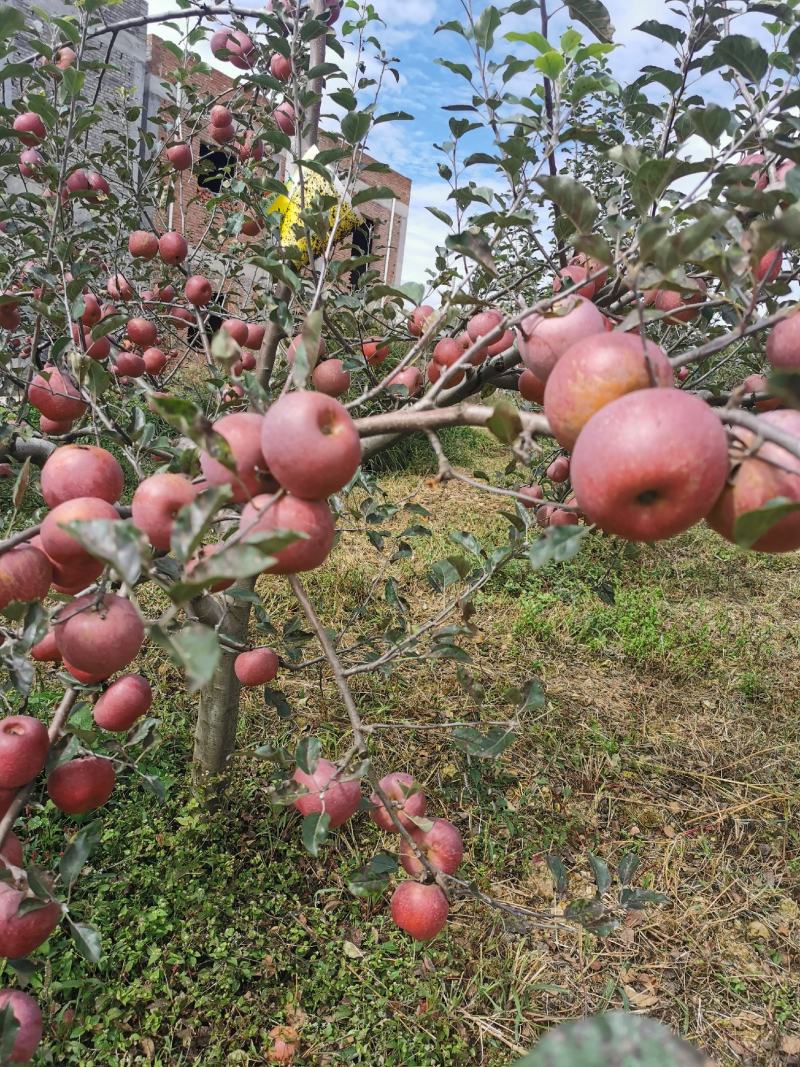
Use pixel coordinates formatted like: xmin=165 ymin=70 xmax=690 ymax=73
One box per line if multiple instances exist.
xmin=145 ymin=34 xmax=411 ymax=287
xmin=5 ymin=3 xmax=410 ymax=286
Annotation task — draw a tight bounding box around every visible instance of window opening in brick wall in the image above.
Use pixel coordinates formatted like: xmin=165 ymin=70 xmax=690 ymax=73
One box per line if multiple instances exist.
xmin=350 ymin=219 xmax=374 ymax=289
xmin=197 ymin=143 xmax=236 ymax=194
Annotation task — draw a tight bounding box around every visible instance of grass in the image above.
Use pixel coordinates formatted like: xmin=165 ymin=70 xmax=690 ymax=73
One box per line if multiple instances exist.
xmin=4 ymin=428 xmax=800 ymax=1065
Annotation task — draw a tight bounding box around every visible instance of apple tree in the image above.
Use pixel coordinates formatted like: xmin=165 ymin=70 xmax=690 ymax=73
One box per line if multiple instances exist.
xmin=0 ymin=0 xmax=799 ymax=1059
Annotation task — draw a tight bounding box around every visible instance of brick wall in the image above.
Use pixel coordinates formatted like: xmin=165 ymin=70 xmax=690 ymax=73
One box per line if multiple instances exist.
xmin=6 ymin=0 xmax=148 ymax=160
xmin=146 ymin=34 xmax=411 ymax=286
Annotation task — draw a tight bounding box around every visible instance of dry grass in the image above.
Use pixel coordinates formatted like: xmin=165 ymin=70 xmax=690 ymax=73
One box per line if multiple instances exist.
xmin=227 ymin=445 xmax=800 ymax=1066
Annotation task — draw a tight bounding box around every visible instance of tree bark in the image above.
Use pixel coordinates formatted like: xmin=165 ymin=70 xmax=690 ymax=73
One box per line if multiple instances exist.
xmin=192 ymin=0 xmax=328 ymax=789
xmin=192 ymin=595 xmax=251 ymax=786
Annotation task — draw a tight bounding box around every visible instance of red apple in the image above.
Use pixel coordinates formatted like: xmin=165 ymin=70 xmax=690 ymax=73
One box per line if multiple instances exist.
xmin=106 ymin=273 xmax=134 ymax=301
xmin=544 ymin=333 xmax=674 ymax=450
xmin=86 ymin=171 xmax=109 ymax=198
xmin=467 ymin=309 xmax=513 ymax=356
xmin=200 ymin=412 xmax=275 ymax=502
xmin=270 ymin=53 xmax=292 ymax=81
xmin=273 ymin=101 xmax=296 ymax=136
xmin=0 ymin=882 xmax=60 ymax=959
xmin=767 ymin=312 xmax=800 ymax=370
xmin=18 ymin=148 xmax=44 ymax=178
xmin=39 ymin=415 xmax=74 ymax=435
xmin=433 ymin=338 xmax=464 ymax=368
xmin=0 ymin=545 xmax=53 ymax=611
xmin=370 ymin=772 xmax=426 ymax=833
xmin=387 ymin=367 xmax=423 ymax=396
xmin=40 ymin=444 xmax=123 ymax=508
xmin=707 ymin=409 xmax=800 ymax=552
xmin=390 ymin=881 xmax=448 ymax=941
xmin=185 ymin=275 xmax=213 ymax=307
xmin=41 ymin=496 xmax=119 ymax=565
xmin=128 ymin=230 xmax=159 ymax=260
xmin=362 ymin=338 xmax=388 ymax=365
xmin=12 ymin=112 xmax=46 ymax=146
xmin=239 ymin=134 xmax=264 ymax=162
xmin=553 ymin=263 xmax=597 ymax=301
xmin=741 ymin=373 xmax=781 ymax=412
xmin=426 ymin=361 xmax=441 ymax=384
xmin=312 ymin=358 xmax=350 ymax=397
xmin=47 ymin=756 xmax=115 ymax=814
xmin=261 ymin=392 xmax=361 ymax=499
xmin=245 ymin=323 xmax=265 ymax=350
xmin=54 ymin=593 xmax=144 ymax=675
xmin=653 ymin=279 xmax=707 ymax=324
xmin=239 ymin=494 xmax=335 ymax=574
xmin=755 ymin=249 xmax=782 ymax=284
xmin=93 ymin=674 xmax=152 ymax=732
xmin=0 ymin=830 xmax=22 ymax=867
xmin=0 ymin=716 xmax=50 ymax=788
xmin=399 ymin=817 xmax=463 ymax=875
xmin=126 ymin=317 xmax=157 ymax=348
xmin=210 ymin=104 xmax=232 ymax=127
xmin=131 ymin=473 xmax=198 ymax=550
xmin=518 ymin=368 xmax=545 ymax=403
xmin=222 ymin=319 xmax=249 ymax=345
xmin=143 ymin=347 xmax=168 ymax=375
xmin=519 ymin=484 xmax=543 ymax=509
xmin=210 ymin=123 xmax=235 ymax=145
xmin=114 ymin=351 xmax=146 ymax=377
xmin=292 ymin=758 xmax=360 ymax=828
xmin=571 ymin=389 xmax=730 ymax=541
xmin=166 ymin=143 xmax=192 ymax=171
xmin=234 ymin=647 xmax=279 ymax=687
xmin=31 ymin=630 xmax=61 ymax=663
xmin=517 ymin=296 xmax=606 ymax=381
xmin=28 ymin=365 xmax=86 ymax=421
xmin=159 ymin=231 xmax=188 ymax=265
xmin=0 ymin=989 xmax=42 ymax=1063
xmin=409 ymin=305 xmax=434 ymax=337
xmin=547 ymin=456 xmax=570 ymax=484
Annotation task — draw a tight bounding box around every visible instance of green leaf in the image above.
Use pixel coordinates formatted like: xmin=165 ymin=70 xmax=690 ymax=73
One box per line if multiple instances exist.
xmin=588 ymin=853 xmax=611 ymax=895
xmin=617 ymin=853 xmax=640 ymax=886
xmin=536 ymin=175 xmax=598 ymax=234
xmin=347 ymin=851 xmax=398 ymax=898
xmin=59 ymin=819 xmax=102 ymax=886
xmin=512 ymin=1011 xmax=708 ymax=1065
xmin=445 ymin=231 xmax=497 ymax=275
xmin=61 ymin=519 xmax=145 ymax=585
xmin=520 ymin=678 xmax=546 ymax=712
xmin=149 ymin=396 xmax=234 ymax=467
xmin=452 ymin=724 xmax=516 ymax=758
xmin=0 ymin=6 xmax=25 ymax=40
xmin=68 ymin=918 xmax=102 ymax=964
xmin=535 ymin=52 xmax=565 ymax=79
xmin=767 ymin=370 xmax=800 ymax=410
xmin=474 ymin=5 xmax=501 ymax=49
xmin=0 ymin=1003 xmax=19 ymax=1064
xmin=528 ymin=527 xmax=589 ymax=569
xmin=566 ymin=0 xmax=614 ymax=44
xmin=153 ymin=625 xmax=221 ymax=693
xmin=302 ymin=811 xmax=330 ymax=856
xmin=486 ymin=399 xmax=523 ymax=444
xmin=546 ymin=854 xmax=569 ymax=896
xmin=712 ymin=34 xmax=769 ymax=83
xmin=170 ymin=486 xmax=232 ymax=564
xmin=341 ymin=111 xmax=371 ymax=144
xmin=635 ymin=20 xmax=684 ymax=46
xmin=733 ymin=497 xmax=800 ymax=550
xmin=295 ymin=737 xmax=320 ymax=775
xmin=564 ymin=896 xmax=619 ymax=936
xmin=619 ymin=887 xmax=670 ymax=910
xmin=505 ymin=30 xmax=550 ymax=54
xmin=351 ymin=185 xmax=396 ymax=207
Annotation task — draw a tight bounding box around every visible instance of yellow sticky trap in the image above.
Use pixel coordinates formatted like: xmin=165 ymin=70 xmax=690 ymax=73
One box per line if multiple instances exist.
xmin=272 ymin=147 xmax=361 ymax=264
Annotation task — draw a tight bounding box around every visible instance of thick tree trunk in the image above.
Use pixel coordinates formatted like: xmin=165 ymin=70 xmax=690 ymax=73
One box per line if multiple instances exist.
xmin=192 ymin=596 xmax=251 ymax=784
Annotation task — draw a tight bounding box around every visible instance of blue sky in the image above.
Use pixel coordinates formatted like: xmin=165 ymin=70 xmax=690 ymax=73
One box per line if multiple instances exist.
xmin=148 ymin=0 xmax=773 ymax=284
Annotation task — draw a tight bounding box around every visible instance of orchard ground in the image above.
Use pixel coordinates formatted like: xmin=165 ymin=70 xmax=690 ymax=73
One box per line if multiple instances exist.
xmin=3 ymin=430 xmax=798 ymax=1066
